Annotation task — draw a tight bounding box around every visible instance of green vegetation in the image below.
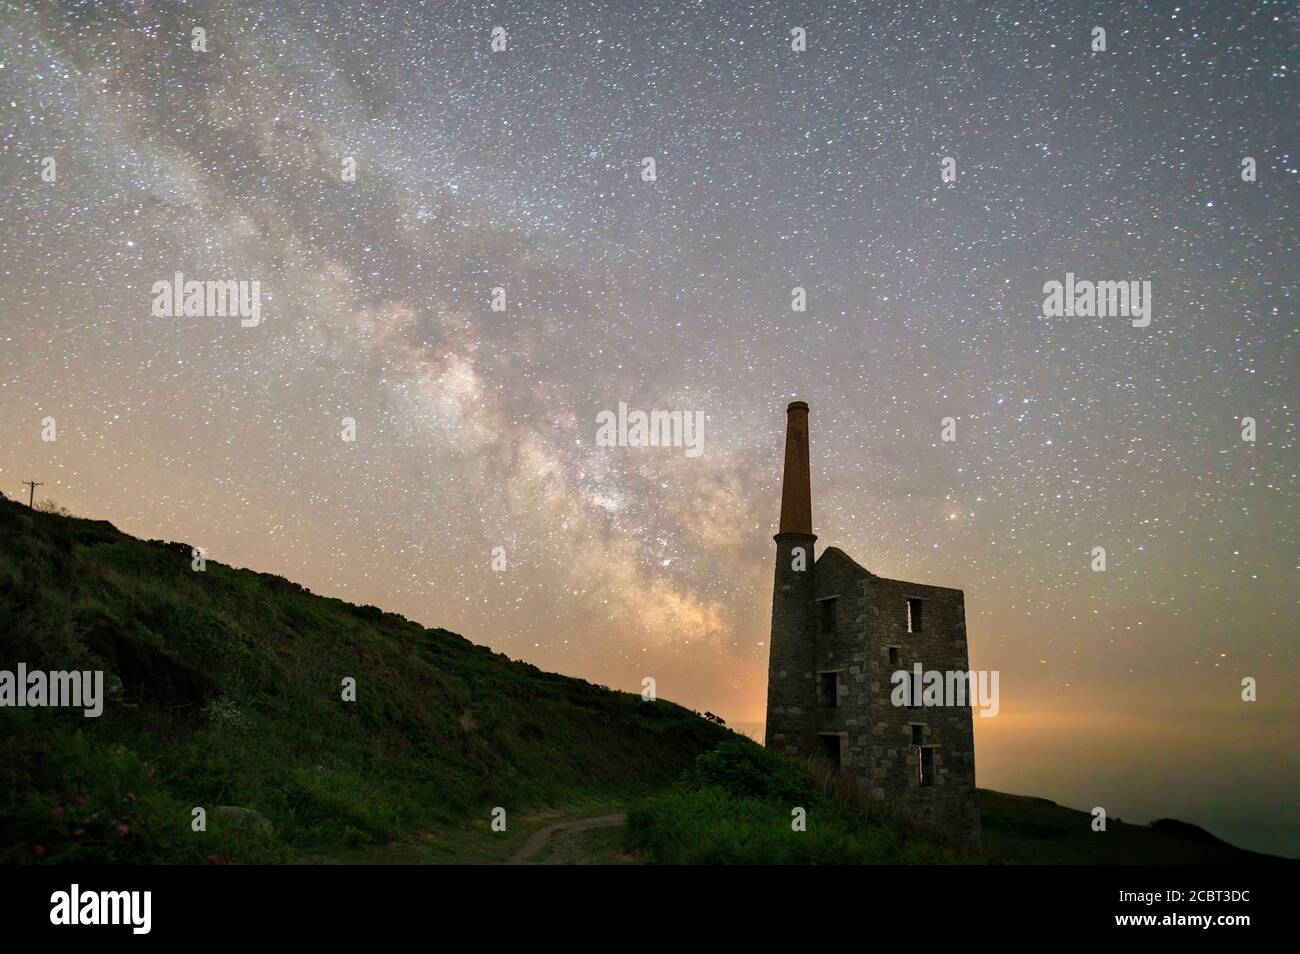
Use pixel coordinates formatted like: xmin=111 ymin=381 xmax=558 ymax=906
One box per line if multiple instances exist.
xmin=0 ymin=499 xmax=732 ymax=863
xmin=624 ymin=744 xmax=1292 ymax=865
xmin=626 ymin=741 xmax=979 ymax=864
xmin=1 ymin=498 xmax=1286 ymax=866
xmin=561 ymin=820 xmax=635 ymax=864
xmin=979 ymin=790 xmax=1288 ymax=865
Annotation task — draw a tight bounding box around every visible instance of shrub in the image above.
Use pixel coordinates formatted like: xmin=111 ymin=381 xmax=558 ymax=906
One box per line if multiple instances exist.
xmin=626 ymin=741 xmax=979 ymax=864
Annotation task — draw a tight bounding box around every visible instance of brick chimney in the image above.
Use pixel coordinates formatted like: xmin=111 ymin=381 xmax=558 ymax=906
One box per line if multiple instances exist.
xmin=765 ymin=400 xmax=817 ymax=754
xmin=777 ymin=401 xmax=814 ymax=536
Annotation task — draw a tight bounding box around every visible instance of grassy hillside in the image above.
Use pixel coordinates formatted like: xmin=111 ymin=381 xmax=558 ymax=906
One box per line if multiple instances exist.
xmin=0 ymin=497 xmax=733 ymax=863
xmin=622 ymin=756 xmax=1293 ymax=865
xmin=626 ymin=741 xmax=979 ymax=864
xmin=1 ymin=497 xmax=1288 ymax=865
xmin=979 ymin=790 xmax=1291 ymax=865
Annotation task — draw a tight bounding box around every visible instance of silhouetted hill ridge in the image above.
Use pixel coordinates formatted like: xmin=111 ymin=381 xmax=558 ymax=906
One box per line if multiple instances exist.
xmin=0 ymin=497 xmax=733 ymax=862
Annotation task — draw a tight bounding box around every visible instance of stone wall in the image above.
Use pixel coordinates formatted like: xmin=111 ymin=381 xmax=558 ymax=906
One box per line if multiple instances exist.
xmin=858 ymin=573 xmax=980 ymax=847
xmin=794 ymin=547 xmax=980 ymax=848
xmin=767 ymin=541 xmax=981 ymax=847
xmin=764 ymin=532 xmax=818 ymax=758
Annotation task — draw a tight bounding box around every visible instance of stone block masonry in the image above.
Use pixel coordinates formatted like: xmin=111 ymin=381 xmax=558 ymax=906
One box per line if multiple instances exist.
xmin=764 ymin=401 xmax=980 ymax=847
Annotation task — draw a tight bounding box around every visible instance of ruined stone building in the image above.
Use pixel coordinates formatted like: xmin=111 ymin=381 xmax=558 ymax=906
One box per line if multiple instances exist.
xmin=765 ymin=401 xmax=980 ymax=844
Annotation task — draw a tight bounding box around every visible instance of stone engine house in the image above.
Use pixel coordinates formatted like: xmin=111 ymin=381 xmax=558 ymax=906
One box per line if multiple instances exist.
xmin=765 ymin=401 xmax=980 ymax=844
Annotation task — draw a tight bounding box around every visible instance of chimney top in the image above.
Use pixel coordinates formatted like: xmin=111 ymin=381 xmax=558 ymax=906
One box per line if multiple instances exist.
xmin=776 ymin=399 xmax=814 ymax=538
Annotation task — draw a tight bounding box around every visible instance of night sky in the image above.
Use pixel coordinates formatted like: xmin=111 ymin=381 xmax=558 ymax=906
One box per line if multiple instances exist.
xmin=1 ymin=1 xmax=1295 ymax=854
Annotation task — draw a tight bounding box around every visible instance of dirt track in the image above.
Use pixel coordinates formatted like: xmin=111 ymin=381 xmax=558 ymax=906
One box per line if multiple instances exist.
xmin=506 ymin=813 xmax=627 ymax=864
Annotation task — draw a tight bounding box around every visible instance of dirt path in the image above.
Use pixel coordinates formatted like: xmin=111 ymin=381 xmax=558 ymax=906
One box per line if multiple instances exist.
xmin=506 ymin=813 xmax=627 ymax=864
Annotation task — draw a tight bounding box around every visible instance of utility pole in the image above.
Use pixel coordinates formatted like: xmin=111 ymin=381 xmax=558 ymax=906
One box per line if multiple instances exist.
xmin=21 ymin=480 xmax=43 ymax=509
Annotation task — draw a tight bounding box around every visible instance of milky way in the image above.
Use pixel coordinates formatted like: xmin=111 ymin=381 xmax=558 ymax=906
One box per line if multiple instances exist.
xmin=0 ymin=1 xmax=1295 ymax=852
